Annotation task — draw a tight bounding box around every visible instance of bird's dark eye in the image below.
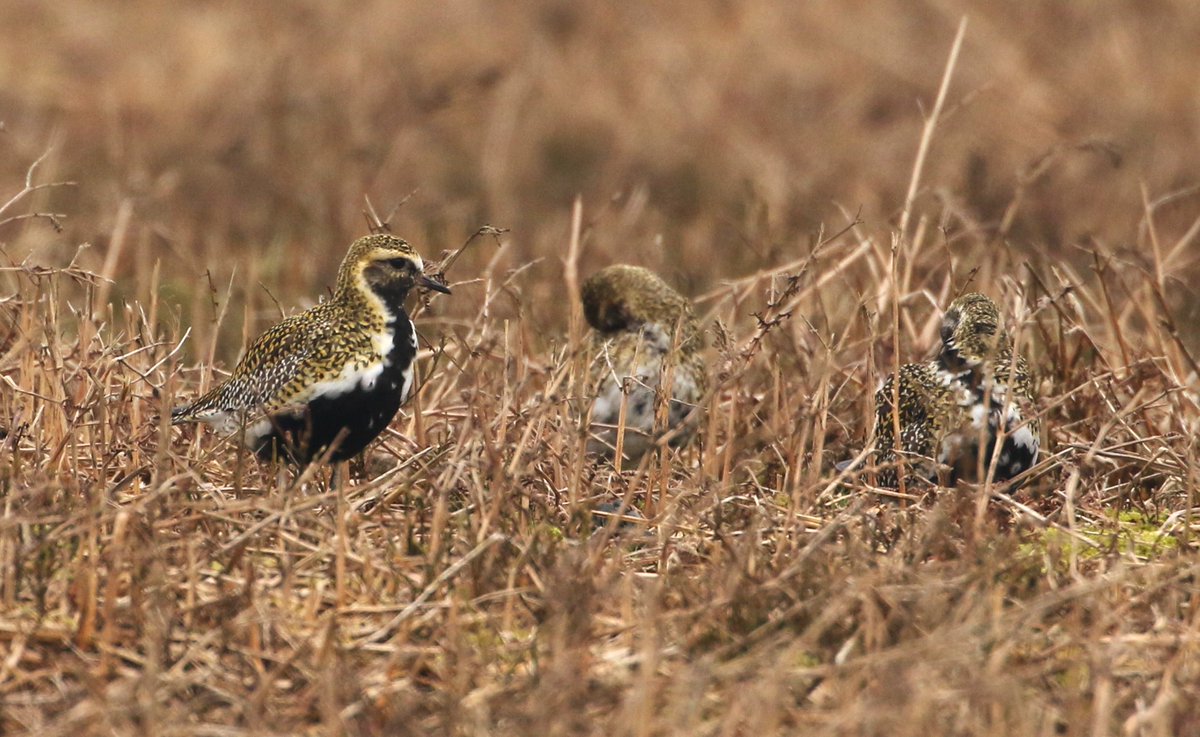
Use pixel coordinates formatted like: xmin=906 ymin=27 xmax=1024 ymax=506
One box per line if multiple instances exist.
xmin=386 ymin=258 xmax=411 ymax=270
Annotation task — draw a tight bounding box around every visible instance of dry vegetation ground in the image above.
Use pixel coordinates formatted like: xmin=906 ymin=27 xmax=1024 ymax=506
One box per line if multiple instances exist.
xmin=2 ymin=1 xmax=1200 ymax=735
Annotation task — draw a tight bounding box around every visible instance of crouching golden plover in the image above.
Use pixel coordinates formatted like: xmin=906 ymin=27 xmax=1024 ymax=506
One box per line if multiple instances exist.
xmin=171 ymin=234 xmax=450 ymax=464
xmin=871 ymin=292 xmax=1038 ymax=488
xmin=580 ymin=264 xmax=705 ymax=460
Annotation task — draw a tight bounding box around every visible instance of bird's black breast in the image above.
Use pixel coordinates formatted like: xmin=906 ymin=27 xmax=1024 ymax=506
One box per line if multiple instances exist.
xmin=255 ymin=315 xmax=419 ymax=464
xmin=981 ymin=409 xmax=1037 ymax=483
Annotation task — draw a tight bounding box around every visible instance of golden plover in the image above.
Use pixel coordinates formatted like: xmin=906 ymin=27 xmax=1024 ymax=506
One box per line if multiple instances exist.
xmin=171 ymin=234 xmax=450 ymax=464
xmin=872 ymin=292 xmax=1038 ymax=488
xmin=580 ymin=264 xmax=705 ymax=459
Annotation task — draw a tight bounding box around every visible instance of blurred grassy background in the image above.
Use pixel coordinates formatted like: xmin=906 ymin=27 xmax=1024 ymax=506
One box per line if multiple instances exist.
xmin=3 ymin=0 xmax=1200 ymax=354
xmin=5 ymin=3 xmax=1200 ymax=734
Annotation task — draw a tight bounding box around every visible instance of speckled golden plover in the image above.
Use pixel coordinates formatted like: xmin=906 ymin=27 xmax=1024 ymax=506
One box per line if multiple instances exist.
xmin=580 ymin=264 xmax=705 ymax=459
xmin=171 ymin=234 xmax=450 ymax=464
xmin=872 ymin=292 xmax=1038 ymax=488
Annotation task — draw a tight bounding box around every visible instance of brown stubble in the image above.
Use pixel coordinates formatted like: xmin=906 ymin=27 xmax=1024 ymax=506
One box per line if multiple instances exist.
xmin=3 ymin=2 xmax=1200 ymax=734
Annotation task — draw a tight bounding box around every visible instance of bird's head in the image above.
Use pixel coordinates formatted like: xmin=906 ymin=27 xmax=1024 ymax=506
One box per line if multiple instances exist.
xmin=581 ymin=265 xmax=699 ymax=344
xmin=939 ymin=292 xmax=1006 ymax=368
xmin=336 ymin=234 xmax=450 ymax=309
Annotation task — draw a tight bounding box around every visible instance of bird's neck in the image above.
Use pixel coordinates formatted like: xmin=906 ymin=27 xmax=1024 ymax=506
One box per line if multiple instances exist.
xmin=938 ymin=342 xmax=1016 ymax=394
xmin=937 ymin=343 xmax=971 ymax=376
xmin=334 ymin=284 xmax=409 ymax=327
xmin=939 ymin=333 xmax=1010 ymax=373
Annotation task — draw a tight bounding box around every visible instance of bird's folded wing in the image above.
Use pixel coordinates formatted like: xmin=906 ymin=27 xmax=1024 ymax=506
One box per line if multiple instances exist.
xmin=175 ymin=311 xmax=360 ymax=422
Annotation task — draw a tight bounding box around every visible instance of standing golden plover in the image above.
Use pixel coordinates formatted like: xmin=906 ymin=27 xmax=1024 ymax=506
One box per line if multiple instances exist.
xmin=872 ymin=292 xmax=1038 ymax=488
xmin=171 ymin=234 xmax=450 ymax=464
xmin=581 ymin=264 xmax=705 ymax=459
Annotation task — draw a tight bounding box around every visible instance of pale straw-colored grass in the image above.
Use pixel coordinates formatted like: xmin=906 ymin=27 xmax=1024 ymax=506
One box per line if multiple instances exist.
xmin=2 ymin=1 xmax=1200 ymax=734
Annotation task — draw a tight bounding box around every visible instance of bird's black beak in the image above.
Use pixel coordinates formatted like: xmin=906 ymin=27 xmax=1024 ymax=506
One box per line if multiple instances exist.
xmin=420 ymin=274 xmax=452 ymax=294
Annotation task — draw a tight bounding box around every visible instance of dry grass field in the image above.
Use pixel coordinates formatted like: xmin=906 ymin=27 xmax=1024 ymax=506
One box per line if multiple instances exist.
xmin=3 ymin=1 xmax=1200 ymax=734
